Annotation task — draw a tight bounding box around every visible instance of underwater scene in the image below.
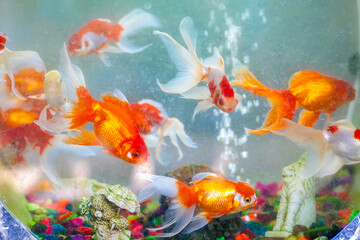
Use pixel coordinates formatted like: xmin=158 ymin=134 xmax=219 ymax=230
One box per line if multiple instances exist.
xmin=1 ymin=0 xmax=360 ymax=239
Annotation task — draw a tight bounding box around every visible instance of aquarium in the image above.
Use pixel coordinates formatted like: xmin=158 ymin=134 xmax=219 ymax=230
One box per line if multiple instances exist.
xmin=0 ymin=0 xmax=360 ymax=239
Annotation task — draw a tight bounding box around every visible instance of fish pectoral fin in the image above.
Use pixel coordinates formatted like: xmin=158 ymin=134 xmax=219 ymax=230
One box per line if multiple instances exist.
xmin=63 ymin=129 xmax=100 ymax=146
xmin=192 ymin=99 xmax=214 ymax=121
xmin=94 ymin=51 xmax=111 ymax=67
xmin=298 ymin=110 xmax=320 ymax=127
xmin=180 ymin=86 xmax=211 ymax=100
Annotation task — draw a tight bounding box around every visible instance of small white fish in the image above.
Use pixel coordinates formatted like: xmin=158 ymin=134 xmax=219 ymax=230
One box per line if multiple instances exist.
xmin=155 ymin=17 xmax=240 ymax=120
xmin=274 ymin=119 xmax=360 ymax=178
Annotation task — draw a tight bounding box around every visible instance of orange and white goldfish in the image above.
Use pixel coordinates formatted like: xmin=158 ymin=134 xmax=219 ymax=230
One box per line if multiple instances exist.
xmin=38 ymin=46 xmax=149 ymax=165
xmin=232 ymin=67 xmax=356 ymax=134
xmin=139 ymin=172 xmax=257 ymax=237
xmin=0 ymin=46 xmax=46 ymax=100
xmin=0 ymin=32 xmax=6 ymax=52
xmin=274 ymin=119 xmax=360 ymax=178
xmin=0 ymin=123 xmax=54 ymax=165
xmin=67 ymin=9 xmax=161 ymax=66
xmin=130 ymin=99 xmax=197 ymax=165
xmin=155 ymin=17 xmax=240 ymax=120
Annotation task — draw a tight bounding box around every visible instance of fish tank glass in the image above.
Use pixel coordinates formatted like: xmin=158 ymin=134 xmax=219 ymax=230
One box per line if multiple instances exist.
xmin=0 ymin=1 xmax=360 ymax=240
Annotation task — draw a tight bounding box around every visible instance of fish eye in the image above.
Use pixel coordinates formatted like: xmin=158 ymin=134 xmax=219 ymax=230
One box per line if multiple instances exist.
xmin=244 ymin=197 xmax=251 ymax=203
xmin=219 ymin=98 xmax=224 ymax=106
xmin=133 ymin=151 xmax=140 ymax=158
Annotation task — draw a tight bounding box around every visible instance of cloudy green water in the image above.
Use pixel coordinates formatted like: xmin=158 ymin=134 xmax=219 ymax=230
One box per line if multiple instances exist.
xmin=0 ymin=0 xmax=359 ymax=185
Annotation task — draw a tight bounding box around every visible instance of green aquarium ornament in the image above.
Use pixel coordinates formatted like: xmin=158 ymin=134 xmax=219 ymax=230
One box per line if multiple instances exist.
xmin=79 ymin=184 xmax=140 ymax=240
xmin=266 ymin=153 xmax=316 ymax=238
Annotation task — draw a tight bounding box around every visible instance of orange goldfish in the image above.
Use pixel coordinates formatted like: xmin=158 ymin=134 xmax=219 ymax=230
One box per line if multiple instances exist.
xmin=1 ymin=108 xmax=38 ymax=128
xmin=155 ymin=17 xmax=240 ymax=119
xmin=129 ymin=99 xmax=197 ymax=165
xmin=0 ymin=123 xmax=54 ymax=165
xmin=0 ymin=45 xmax=46 ymax=100
xmin=0 ymin=32 xmax=6 ymax=52
xmin=67 ymin=9 xmax=161 ymax=66
xmin=139 ymin=172 xmax=257 ymax=237
xmin=232 ymin=67 xmax=355 ymax=134
xmin=4 ymin=68 xmax=45 ymax=99
xmin=39 ymin=46 xmax=149 ymax=165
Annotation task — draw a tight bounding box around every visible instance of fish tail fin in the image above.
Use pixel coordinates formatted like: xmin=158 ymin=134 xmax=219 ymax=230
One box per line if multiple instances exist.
xmin=233 ymin=67 xmax=297 ymax=134
xmin=182 ymin=212 xmax=213 ymax=234
xmin=116 ymin=9 xmax=162 ymax=53
xmin=59 ymin=45 xmax=95 ymax=129
xmin=34 ymin=105 xmax=71 ymax=133
xmin=155 ymin=118 xmax=197 ymax=164
xmin=273 ymin=119 xmax=331 ymax=178
xmin=154 ymin=17 xmax=203 ymax=93
xmin=40 ymin=135 xmax=97 ymax=187
xmin=138 ymin=174 xmax=196 ymax=237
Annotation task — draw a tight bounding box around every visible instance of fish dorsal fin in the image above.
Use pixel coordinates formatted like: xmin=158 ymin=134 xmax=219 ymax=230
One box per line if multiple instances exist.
xmin=138 ymin=99 xmax=168 ymax=118
xmin=327 ymin=119 xmax=355 ymax=129
xmin=288 ymin=70 xmax=324 ymax=88
xmin=113 ymin=89 xmax=128 ymax=102
xmin=202 ymin=47 xmax=225 ymax=71
xmin=101 ymin=92 xmax=129 ymax=108
xmin=191 ymin=172 xmax=223 ymax=182
xmin=179 ymin=17 xmax=199 ymax=62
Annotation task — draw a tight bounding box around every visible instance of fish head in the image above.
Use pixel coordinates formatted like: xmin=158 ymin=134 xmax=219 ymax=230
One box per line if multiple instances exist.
xmin=214 ymin=93 xmax=238 ymax=113
xmin=214 ymin=75 xmax=238 ymax=113
xmin=233 ymin=181 xmax=257 ymax=210
xmin=122 ymin=135 xmax=149 ymax=165
xmin=67 ymin=33 xmax=95 ymax=56
xmin=334 ymin=81 xmax=356 ymax=104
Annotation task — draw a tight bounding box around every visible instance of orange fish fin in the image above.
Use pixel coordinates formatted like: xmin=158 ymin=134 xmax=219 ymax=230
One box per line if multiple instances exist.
xmin=248 ymin=89 xmax=297 ymax=134
xmin=65 ymin=86 xmax=95 ymax=129
xmin=232 ymin=67 xmax=270 ymax=96
xmin=288 ymin=70 xmax=324 ymax=88
xmin=63 ymin=128 xmax=100 ymax=146
xmin=233 ymin=67 xmax=297 ymax=134
xmin=182 ymin=212 xmax=215 ymax=234
xmin=101 ymin=93 xmax=131 ymax=111
xmin=298 ymin=110 xmax=320 ymax=127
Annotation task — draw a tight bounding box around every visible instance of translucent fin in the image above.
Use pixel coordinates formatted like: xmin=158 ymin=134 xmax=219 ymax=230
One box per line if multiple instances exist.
xmin=312 ymin=152 xmax=344 ymax=178
xmin=182 ymin=213 xmax=212 ymax=234
xmin=179 ymin=17 xmax=199 ymax=62
xmin=116 ymin=9 xmax=161 ymax=54
xmin=96 ymin=51 xmax=111 ymax=67
xmin=113 ymin=88 xmax=129 ymax=102
xmin=118 ymin=9 xmax=162 ymax=38
xmin=155 ymin=118 xmax=197 ymax=164
xmin=153 ymin=204 xmax=196 ymax=238
xmin=154 ymin=30 xmax=203 ymax=93
xmin=59 ymin=43 xmax=86 ymax=102
xmin=0 ymin=48 xmax=46 ymax=100
xmin=34 ymin=104 xmax=70 ymax=133
xmin=298 ymin=110 xmax=320 ymax=127
xmin=191 ymin=172 xmax=221 ymax=182
xmin=180 ymin=86 xmax=211 ymax=100
xmin=192 ymin=99 xmax=214 ymax=120
xmin=40 ymin=136 xmax=97 ymax=187
xmin=203 ymin=47 xmax=225 ymax=71
xmin=273 ymin=119 xmax=329 ymax=178
xmin=138 ymin=174 xmax=178 ymax=202
xmin=233 ymin=67 xmax=297 ymax=134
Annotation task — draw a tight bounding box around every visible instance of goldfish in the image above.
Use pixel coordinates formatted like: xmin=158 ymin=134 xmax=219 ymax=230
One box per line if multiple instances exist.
xmin=0 ymin=32 xmax=6 ymax=52
xmin=139 ymin=172 xmax=257 ymax=237
xmin=0 ymin=45 xmax=46 ymax=100
xmin=155 ymin=17 xmax=240 ymax=119
xmin=232 ymin=67 xmax=356 ymax=134
xmin=67 ymin=9 xmax=161 ymax=66
xmin=273 ymin=119 xmax=360 ymax=178
xmin=0 ymin=123 xmax=54 ymax=165
xmin=38 ymin=46 xmax=148 ymax=164
xmin=129 ymin=99 xmax=197 ymax=165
